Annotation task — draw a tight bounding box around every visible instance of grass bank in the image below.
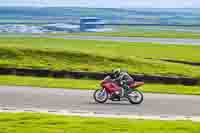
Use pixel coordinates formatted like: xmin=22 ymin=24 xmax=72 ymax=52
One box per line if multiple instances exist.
xmin=0 ymin=75 xmax=200 ymax=95
xmin=0 ymin=37 xmax=200 ymax=78
xmin=0 ymin=112 xmax=199 ymax=133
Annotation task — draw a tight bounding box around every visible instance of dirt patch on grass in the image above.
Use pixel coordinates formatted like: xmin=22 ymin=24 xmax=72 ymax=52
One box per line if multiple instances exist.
xmin=0 ymin=67 xmax=199 ymax=86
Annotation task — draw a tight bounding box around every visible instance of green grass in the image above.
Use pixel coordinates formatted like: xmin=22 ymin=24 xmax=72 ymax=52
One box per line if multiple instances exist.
xmin=0 ymin=37 xmax=200 ymax=78
xmin=52 ymin=31 xmax=200 ymax=39
xmin=1 ymin=37 xmax=200 ymax=62
xmin=0 ymin=75 xmax=200 ymax=95
xmin=0 ymin=112 xmax=199 ymax=133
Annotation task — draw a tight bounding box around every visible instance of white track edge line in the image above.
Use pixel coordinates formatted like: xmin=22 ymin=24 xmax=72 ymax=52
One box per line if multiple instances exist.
xmin=0 ymin=107 xmax=199 ymax=122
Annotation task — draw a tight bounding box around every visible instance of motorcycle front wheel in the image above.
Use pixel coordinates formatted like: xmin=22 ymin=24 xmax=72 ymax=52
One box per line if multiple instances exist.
xmin=93 ymin=89 xmax=108 ymax=103
xmin=127 ymin=89 xmax=143 ymax=104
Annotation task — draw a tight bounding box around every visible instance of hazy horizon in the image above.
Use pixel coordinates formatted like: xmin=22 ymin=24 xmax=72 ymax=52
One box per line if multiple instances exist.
xmin=0 ymin=0 xmax=199 ymax=8
xmin=0 ymin=6 xmax=199 ymax=9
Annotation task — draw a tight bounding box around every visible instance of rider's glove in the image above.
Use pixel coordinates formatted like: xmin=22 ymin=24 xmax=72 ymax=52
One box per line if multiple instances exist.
xmin=120 ymin=80 xmax=126 ymax=85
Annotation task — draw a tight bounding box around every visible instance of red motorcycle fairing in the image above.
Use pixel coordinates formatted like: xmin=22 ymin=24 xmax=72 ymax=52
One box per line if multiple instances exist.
xmin=101 ymin=80 xmax=121 ymax=94
xmin=129 ymin=82 xmax=145 ymax=88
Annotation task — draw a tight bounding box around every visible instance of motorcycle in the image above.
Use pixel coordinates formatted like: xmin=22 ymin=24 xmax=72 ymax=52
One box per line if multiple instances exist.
xmin=93 ymin=79 xmax=144 ymax=104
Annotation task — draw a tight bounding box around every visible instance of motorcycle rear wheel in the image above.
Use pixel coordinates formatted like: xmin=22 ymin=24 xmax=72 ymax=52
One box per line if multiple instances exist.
xmin=127 ymin=89 xmax=143 ymax=104
xmin=93 ymin=89 xmax=108 ymax=103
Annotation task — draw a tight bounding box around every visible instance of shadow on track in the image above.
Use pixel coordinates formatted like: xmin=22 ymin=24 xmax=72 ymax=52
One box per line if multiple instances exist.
xmin=89 ymin=101 xmax=142 ymax=106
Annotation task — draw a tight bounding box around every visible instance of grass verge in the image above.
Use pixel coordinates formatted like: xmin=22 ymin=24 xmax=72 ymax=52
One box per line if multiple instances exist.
xmin=0 ymin=112 xmax=199 ymax=133
xmin=0 ymin=75 xmax=200 ymax=95
xmin=0 ymin=37 xmax=200 ymax=78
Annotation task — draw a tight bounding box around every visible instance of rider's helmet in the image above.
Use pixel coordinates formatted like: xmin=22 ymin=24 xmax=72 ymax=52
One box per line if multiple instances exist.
xmin=112 ymin=68 xmax=121 ymax=78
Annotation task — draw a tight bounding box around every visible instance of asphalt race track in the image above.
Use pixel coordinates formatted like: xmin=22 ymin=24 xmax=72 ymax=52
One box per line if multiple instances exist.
xmin=1 ymin=34 xmax=200 ymax=45
xmin=59 ymin=35 xmax=200 ymax=45
xmin=0 ymin=86 xmax=200 ymax=117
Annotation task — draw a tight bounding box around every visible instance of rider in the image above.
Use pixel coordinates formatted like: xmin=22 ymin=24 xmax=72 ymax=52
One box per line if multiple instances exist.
xmin=105 ymin=68 xmax=134 ymax=96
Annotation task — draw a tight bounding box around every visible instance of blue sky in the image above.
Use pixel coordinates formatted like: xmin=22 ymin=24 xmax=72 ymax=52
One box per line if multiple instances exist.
xmin=0 ymin=0 xmax=199 ymax=8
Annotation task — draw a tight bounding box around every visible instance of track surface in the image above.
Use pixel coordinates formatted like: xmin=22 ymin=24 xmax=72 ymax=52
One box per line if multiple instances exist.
xmin=1 ymin=34 xmax=200 ymax=45
xmin=59 ymin=35 xmax=200 ymax=45
xmin=0 ymin=86 xmax=200 ymax=116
